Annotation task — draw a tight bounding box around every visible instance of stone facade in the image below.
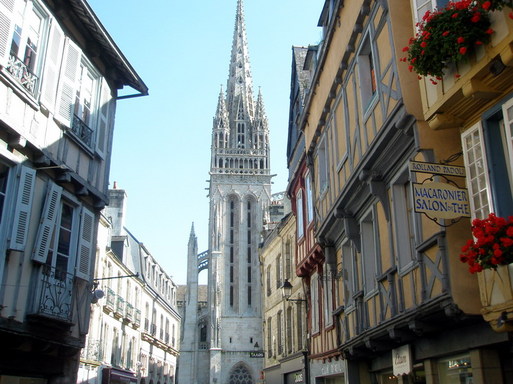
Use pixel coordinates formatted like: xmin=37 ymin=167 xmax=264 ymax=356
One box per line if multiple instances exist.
xmin=177 ymin=1 xmax=272 ymax=383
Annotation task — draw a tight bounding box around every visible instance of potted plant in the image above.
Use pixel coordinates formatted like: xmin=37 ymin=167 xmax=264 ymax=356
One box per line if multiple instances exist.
xmin=460 ymin=213 xmax=513 ymax=273
xmin=402 ymin=0 xmax=513 ymax=81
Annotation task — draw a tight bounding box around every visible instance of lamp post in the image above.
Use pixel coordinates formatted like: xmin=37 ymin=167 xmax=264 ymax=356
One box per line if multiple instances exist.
xmin=280 ymin=279 xmax=306 ymax=302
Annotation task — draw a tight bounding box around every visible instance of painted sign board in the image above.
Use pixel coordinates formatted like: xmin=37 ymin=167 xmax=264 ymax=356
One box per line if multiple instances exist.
xmin=413 ymin=181 xmax=471 ymax=219
xmin=393 ymin=345 xmax=412 ymax=376
xmin=250 ymin=351 xmax=264 ymax=358
xmin=410 ymin=161 xmax=466 ymax=177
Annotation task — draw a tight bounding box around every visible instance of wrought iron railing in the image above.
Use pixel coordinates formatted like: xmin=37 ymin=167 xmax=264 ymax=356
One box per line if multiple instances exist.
xmin=71 ymin=114 xmax=93 ymax=147
xmin=126 ymin=302 xmax=134 ymax=322
xmin=134 ymin=309 xmax=141 ymax=327
xmin=6 ymin=55 xmax=38 ymax=96
xmin=105 ymin=287 xmax=116 ymax=310
xmin=34 ymin=266 xmax=73 ymax=322
xmin=116 ymin=296 xmax=125 ymax=316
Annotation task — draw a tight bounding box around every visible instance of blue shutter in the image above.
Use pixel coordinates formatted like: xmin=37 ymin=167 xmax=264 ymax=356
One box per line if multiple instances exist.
xmin=75 ymin=206 xmax=95 ymax=280
xmin=32 ymin=181 xmax=62 ymax=263
xmin=9 ymin=166 xmax=36 ymax=251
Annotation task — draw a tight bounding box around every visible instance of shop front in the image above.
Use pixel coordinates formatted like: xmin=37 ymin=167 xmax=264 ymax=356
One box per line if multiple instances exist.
xmin=101 ymin=367 xmax=137 ymax=384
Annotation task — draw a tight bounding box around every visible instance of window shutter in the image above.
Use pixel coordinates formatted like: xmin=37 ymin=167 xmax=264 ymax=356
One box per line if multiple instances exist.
xmin=40 ymin=20 xmax=65 ymax=113
xmin=9 ymin=166 xmax=36 ymax=251
xmin=461 ymin=122 xmax=492 ymax=220
xmin=75 ymin=206 xmax=95 ymax=281
xmin=0 ymin=0 xmax=15 ymax=68
xmin=55 ymin=37 xmax=81 ymax=127
xmin=32 ymin=181 xmax=62 ymax=263
xmin=96 ymin=78 xmax=112 ymax=158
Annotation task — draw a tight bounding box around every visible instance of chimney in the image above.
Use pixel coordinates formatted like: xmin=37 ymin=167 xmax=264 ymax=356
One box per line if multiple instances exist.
xmin=107 ymin=185 xmax=127 ymax=236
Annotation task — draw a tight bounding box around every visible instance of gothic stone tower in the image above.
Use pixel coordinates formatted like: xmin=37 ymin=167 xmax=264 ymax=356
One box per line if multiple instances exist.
xmin=207 ymin=0 xmax=271 ymax=382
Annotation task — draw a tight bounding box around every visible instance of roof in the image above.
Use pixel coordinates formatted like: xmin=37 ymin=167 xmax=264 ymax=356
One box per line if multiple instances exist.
xmin=65 ymin=0 xmax=148 ymax=96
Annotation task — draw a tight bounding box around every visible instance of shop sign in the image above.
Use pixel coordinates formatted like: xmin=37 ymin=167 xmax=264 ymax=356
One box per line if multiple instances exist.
xmin=409 ymin=161 xmax=466 ymax=177
xmin=393 ymin=345 xmax=412 ymax=376
xmin=250 ymin=351 xmax=264 ymax=358
xmin=413 ymin=181 xmax=470 ymax=220
xmin=294 ymin=372 xmax=304 ymax=383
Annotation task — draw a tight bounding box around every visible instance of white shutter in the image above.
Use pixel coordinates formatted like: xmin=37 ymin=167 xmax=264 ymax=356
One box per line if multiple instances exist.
xmin=9 ymin=165 xmax=36 ymax=251
xmin=55 ymin=37 xmax=81 ymax=127
xmin=502 ymin=98 xmax=513 ymax=173
xmin=96 ymin=78 xmax=112 ymax=158
xmin=75 ymin=206 xmax=95 ymax=280
xmin=461 ymin=123 xmax=492 ymax=220
xmin=32 ymin=181 xmax=62 ymax=263
xmin=40 ymin=20 xmax=64 ymax=113
xmin=0 ymin=0 xmax=15 ymax=67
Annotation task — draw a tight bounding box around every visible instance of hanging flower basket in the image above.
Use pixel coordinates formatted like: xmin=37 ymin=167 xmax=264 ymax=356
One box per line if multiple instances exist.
xmin=460 ymin=213 xmax=513 ymax=273
xmin=402 ymin=0 xmax=513 ymax=81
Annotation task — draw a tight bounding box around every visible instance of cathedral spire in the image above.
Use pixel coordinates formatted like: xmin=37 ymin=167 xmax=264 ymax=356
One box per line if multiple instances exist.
xmin=226 ymin=0 xmax=254 ymax=120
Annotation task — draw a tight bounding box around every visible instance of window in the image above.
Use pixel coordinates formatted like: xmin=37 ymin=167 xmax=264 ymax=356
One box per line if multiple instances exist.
xmin=361 ymin=212 xmax=378 ymax=294
xmin=286 ymin=307 xmax=293 ymax=354
xmin=6 ymin=0 xmax=47 ymax=96
xmin=248 ymin=286 xmax=252 ymax=307
xmin=285 ymin=240 xmax=292 ymax=280
xmin=266 ymin=265 xmax=271 ymax=296
xmin=296 ymin=304 xmax=303 ymax=350
xmin=317 ymin=137 xmax=329 ymax=194
xmin=437 ymin=354 xmax=472 ymax=384
xmin=323 ymin=277 xmax=333 ymax=328
xmin=296 ymin=190 xmax=304 ymax=238
xmin=276 ymin=254 xmax=282 ymax=289
xmin=267 ymin=318 xmax=272 ymax=356
xmin=462 ymin=123 xmax=492 ymax=220
xmin=393 ymin=173 xmax=416 ymax=269
xmin=305 ymin=172 xmax=314 ymax=223
xmin=311 ymin=273 xmax=320 ymax=334
xmin=357 ymin=35 xmax=378 ymax=110
xmin=413 ymin=0 xmax=450 ymax=22
xmin=277 ymin=310 xmax=283 ymax=355
xmin=342 ymin=243 xmax=355 ymax=308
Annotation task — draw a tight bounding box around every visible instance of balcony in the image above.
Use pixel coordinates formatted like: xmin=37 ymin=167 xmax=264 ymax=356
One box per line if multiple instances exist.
xmin=71 ymin=114 xmax=93 ymax=148
xmin=104 ymin=287 xmax=116 ymax=311
xmin=6 ymin=54 xmax=38 ymax=96
xmin=31 ymin=266 xmax=73 ymax=324
xmin=115 ymin=296 xmax=125 ymax=318
xmin=419 ymin=10 xmax=513 ymax=129
xmin=134 ymin=309 xmax=141 ymax=328
xmin=125 ymin=303 xmax=134 ymax=322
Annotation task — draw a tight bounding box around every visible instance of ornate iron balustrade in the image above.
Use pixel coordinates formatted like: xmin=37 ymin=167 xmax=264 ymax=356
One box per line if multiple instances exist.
xmin=71 ymin=114 xmax=93 ymax=147
xmin=105 ymin=287 xmax=116 ymax=310
xmin=134 ymin=309 xmax=141 ymax=327
xmin=34 ymin=266 xmax=73 ymax=322
xmin=116 ymin=295 xmax=125 ymax=316
xmin=6 ymin=55 xmax=38 ymax=96
xmin=125 ymin=302 xmax=134 ymax=321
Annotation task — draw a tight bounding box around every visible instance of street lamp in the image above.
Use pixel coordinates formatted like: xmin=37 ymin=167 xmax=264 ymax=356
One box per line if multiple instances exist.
xmin=280 ymin=279 xmax=306 ymax=302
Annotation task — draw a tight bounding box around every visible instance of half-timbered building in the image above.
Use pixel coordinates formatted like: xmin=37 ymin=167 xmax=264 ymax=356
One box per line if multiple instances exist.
xmin=296 ymin=0 xmax=510 ymax=382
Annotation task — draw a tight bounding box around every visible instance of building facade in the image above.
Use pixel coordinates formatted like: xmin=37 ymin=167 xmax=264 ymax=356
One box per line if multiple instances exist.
xmin=78 ymin=188 xmax=181 ymax=384
xmin=286 ymin=0 xmax=513 ymax=382
xmin=0 ymin=1 xmax=146 ymax=382
xmin=178 ymin=1 xmax=272 ymax=383
xmin=260 ymin=211 xmax=309 ymax=384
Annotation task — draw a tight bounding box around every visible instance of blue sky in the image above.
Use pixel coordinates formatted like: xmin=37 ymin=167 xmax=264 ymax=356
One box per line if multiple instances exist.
xmin=87 ymin=0 xmax=323 ymax=284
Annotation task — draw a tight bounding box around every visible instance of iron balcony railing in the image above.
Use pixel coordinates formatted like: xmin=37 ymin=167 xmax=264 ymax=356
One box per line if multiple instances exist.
xmin=71 ymin=114 xmax=93 ymax=147
xmin=105 ymin=287 xmax=116 ymax=310
xmin=134 ymin=309 xmax=141 ymax=327
xmin=116 ymin=296 xmax=125 ymax=316
xmin=34 ymin=266 xmax=73 ymax=322
xmin=125 ymin=302 xmax=134 ymax=322
xmin=6 ymin=55 xmax=38 ymax=96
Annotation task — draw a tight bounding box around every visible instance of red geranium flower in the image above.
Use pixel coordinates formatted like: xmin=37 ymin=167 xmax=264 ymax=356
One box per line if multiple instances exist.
xmin=459 ymin=46 xmax=468 ymax=54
